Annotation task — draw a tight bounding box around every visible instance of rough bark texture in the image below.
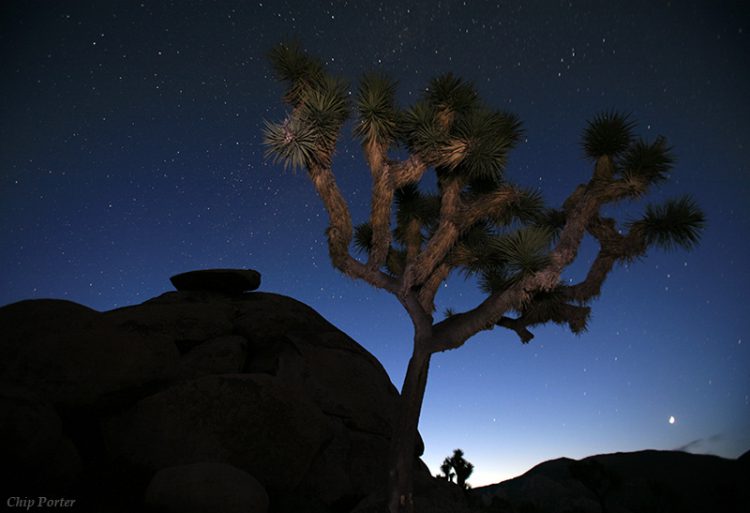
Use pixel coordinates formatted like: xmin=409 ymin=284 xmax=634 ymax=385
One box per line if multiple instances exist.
xmin=387 ymin=348 xmax=431 ymax=513
xmin=403 ymin=178 xmax=462 ymax=293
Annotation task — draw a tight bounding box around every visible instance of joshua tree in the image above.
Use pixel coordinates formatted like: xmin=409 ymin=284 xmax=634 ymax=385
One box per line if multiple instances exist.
xmin=441 ymin=449 xmax=474 ymax=490
xmin=263 ymin=42 xmax=705 ymax=513
xmin=437 ymin=460 xmax=455 ymax=482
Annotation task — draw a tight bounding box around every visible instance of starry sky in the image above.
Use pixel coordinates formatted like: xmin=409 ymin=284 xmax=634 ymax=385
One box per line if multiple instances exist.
xmin=1 ymin=1 xmax=749 ymax=487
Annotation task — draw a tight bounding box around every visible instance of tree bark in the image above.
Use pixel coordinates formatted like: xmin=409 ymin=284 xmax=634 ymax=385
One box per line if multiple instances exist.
xmin=387 ymin=344 xmax=431 ymax=513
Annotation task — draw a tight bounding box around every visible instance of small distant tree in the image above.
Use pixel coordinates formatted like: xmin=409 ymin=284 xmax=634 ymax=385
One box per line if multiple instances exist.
xmin=437 ymin=459 xmax=455 ymax=482
xmin=438 ymin=449 xmax=474 ymax=490
xmin=263 ymin=42 xmax=705 ymax=513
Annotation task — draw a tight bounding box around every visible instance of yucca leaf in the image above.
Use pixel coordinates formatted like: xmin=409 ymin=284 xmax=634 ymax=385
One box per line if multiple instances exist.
xmin=297 ymin=76 xmax=350 ymax=154
xmin=500 ymin=188 xmax=546 ymax=226
xmin=466 ymin=174 xmax=504 ymax=194
xmin=354 ymin=73 xmax=398 ymax=146
xmin=535 ymin=208 xmax=567 ymax=242
xmin=353 ymin=223 xmax=374 ymax=254
xmin=426 ymin=73 xmax=479 ymax=118
xmin=629 ymin=196 xmax=706 ymax=250
xmin=451 ymin=223 xmax=496 ymax=276
xmin=443 ymin=307 xmax=457 ymax=319
xmin=582 ymin=110 xmax=635 ymax=159
xmin=262 ymin=117 xmax=319 ymax=171
xmin=268 ymin=42 xmax=325 ymax=105
xmin=400 ymin=101 xmax=448 ymax=160
xmin=478 ymin=265 xmax=514 ymax=294
xmin=618 ymin=135 xmax=674 ymax=185
xmin=491 ymin=226 xmax=552 ymax=277
xmin=446 ymin=109 xmax=523 ymax=182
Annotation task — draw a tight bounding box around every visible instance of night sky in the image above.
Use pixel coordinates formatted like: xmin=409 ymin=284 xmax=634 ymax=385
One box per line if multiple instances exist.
xmin=2 ymin=1 xmax=748 ymax=487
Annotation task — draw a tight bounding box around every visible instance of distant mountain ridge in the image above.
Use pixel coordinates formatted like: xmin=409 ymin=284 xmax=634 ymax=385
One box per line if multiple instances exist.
xmin=472 ymin=449 xmax=750 ymax=513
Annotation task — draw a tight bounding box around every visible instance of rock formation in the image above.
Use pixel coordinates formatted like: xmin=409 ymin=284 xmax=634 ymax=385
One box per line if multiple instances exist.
xmin=169 ymin=268 xmax=261 ymax=295
xmin=0 ymin=269 xmax=457 ymax=513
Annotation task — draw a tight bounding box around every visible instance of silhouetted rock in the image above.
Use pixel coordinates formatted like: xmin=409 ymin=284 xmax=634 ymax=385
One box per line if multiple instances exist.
xmin=473 ymin=449 xmax=750 ymax=513
xmin=145 ymin=462 xmax=269 ymax=513
xmin=0 ymin=299 xmax=179 ymax=407
xmin=103 ymin=373 xmax=329 ymax=493
xmin=105 ymin=298 xmax=234 ymax=349
xmin=175 ymin=335 xmax=248 ymax=380
xmin=0 ymin=386 xmax=82 ymax=493
xmin=169 ymin=268 xmax=261 ymax=294
xmin=0 ymin=286 xmax=433 ymax=512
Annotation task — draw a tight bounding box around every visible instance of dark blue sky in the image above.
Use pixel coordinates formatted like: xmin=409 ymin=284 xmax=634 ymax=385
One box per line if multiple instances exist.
xmin=1 ymin=1 xmax=748 ymax=485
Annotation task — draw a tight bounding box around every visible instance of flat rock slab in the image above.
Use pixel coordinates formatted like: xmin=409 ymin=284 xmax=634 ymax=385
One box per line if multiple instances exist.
xmin=170 ymin=269 xmax=261 ymax=294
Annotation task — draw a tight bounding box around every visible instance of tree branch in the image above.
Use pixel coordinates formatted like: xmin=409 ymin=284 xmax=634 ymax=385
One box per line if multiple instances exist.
xmin=308 ymin=164 xmax=398 ymax=293
xmin=400 ymin=290 xmax=434 ymax=336
xmin=365 ymin=139 xmax=395 ymax=270
xmin=402 ymin=178 xmax=462 ymax=294
xmin=391 ymin=155 xmax=429 ymax=188
xmin=497 ymin=301 xmax=591 ymax=343
xmin=429 ymin=167 xmax=615 ymax=353
xmin=460 ymin=186 xmax=521 ymax=226
xmin=417 ymin=263 xmax=451 ymax=314
xmin=563 ymin=215 xmax=647 ymax=302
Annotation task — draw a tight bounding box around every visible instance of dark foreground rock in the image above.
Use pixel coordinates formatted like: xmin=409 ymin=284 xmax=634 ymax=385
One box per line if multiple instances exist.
xmin=145 ymin=462 xmax=269 ymax=513
xmin=0 ymin=280 xmax=448 ymax=513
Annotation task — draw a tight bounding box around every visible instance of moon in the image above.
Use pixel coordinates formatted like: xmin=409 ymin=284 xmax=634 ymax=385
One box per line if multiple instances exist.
xmin=668 ymin=415 xmax=676 ymax=424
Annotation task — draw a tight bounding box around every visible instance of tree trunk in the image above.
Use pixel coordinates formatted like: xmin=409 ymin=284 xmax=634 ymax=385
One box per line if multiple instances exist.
xmin=387 ymin=345 xmax=431 ymax=513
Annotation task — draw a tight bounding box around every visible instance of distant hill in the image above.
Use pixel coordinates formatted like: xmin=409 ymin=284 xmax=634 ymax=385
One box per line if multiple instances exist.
xmin=471 ymin=449 xmax=750 ymax=513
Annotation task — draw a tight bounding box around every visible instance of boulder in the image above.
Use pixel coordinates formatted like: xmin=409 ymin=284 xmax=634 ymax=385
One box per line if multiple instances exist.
xmin=0 ymin=386 xmax=82 ymax=492
xmin=0 ymin=287 xmax=435 ymax=510
xmin=170 ymin=269 xmax=261 ymax=294
xmin=234 ymin=293 xmax=404 ymax=438
xmin=0 ymin=299 xmax=180 ymax=407
xmin=233 ymin=292 xmax=337 ymax=339
xmin=104 ymin=300 xmax=234 ymax=353
xmin=284 ymin=331 xmax=401 ymax=437
xmin=176 ymin=335 xmax=248 ymax=380
xmin=102 ymin=374 xmax=329 ymax=494
xmin=145 ymin=462 xmax=269 ymax=513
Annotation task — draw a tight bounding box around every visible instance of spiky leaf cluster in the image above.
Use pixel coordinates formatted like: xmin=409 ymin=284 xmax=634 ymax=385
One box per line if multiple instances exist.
xmin=448 ymin=109 xmax=523 ymax=181
xmin=353 ymin=223 xmax=374 ymax=254
xmin=618 ymin=135 xmax=674 ymax=186
xmin=396 ymin=76 xmax=523 ymax=184
xmin=394 ymin=185 xmax=439 ymax=234
xmin=461 ymin=226 xmax=552 ymax=293
xmin=492 ymin=188 xmax=545 ymax=226
xmin=629 ymin=196 xmax=705 ymax=250
xmin=535 ymin=208 xmax=567 ymax=242
xmin=427 ymin=74 xmax=479 ymax=120
xmin=583 ymin=111 xmax=635 ymax=159
xmin=492 ymin=226 xmax=552 ymax=279
xmin=264 ymin=45 xmax=349 ymax=170
xmin=263 ymin=117 xmax=319 ymax=171
xmin=354 ymin=73 xmax=399 ymax=146
xmin=268 ymin=42 xmax=325 ymax=106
